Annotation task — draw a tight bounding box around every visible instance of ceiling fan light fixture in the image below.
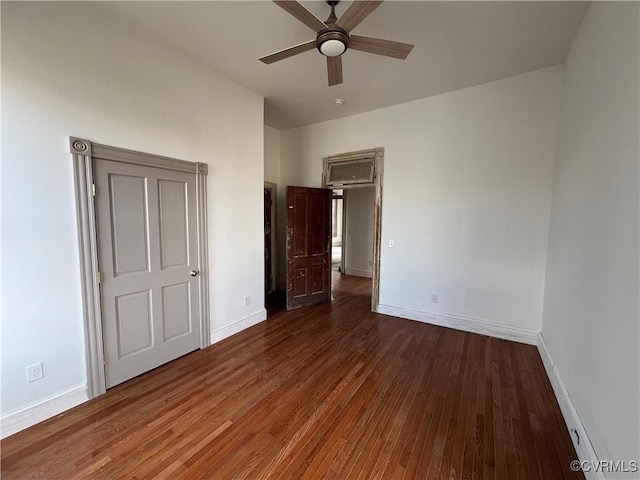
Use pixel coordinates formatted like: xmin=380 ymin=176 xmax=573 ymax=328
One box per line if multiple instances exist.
xmin=316 ymin=29 xmax=349 ymax=57
xmin=320 ymin=39 xmax=346 ymax=57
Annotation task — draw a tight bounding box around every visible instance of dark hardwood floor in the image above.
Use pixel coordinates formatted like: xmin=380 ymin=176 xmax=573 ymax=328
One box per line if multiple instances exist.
xmin=1 ymin=275 xmax=583 ymax=479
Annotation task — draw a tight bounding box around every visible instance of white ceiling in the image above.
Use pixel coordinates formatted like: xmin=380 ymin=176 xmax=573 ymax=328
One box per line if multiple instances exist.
xmin=97 ymin=1 xmax=589 ymax=130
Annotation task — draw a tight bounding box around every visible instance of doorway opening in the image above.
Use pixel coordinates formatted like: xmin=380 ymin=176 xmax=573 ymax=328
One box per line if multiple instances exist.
xmin=323 ymin=147 xmax=384 ymax=312
xmin=264 ymin=182 xmax=277 ymax=296
xmin=279 ymin=148 xmax=383 ymax=313
xmin=330 ymin=186 xmax=376 ymax=304
xmin=331 ymin=189 xmax=344 ymax=273
xmin=264 ymin=182 xmax=284 ymax=315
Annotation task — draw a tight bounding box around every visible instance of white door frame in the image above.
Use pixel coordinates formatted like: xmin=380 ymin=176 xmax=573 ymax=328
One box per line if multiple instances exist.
xmin=70 ymin=137 xmax=211 ymax=399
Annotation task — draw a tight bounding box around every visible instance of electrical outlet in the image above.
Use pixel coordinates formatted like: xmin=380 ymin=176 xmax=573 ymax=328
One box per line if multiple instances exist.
xmin=244 ymin=296 xmax=251 ymax=307
xmin=26 ymin=362 xmax=43 ymax=383
xmin=388 ymin=239 xmax=395 ymax=248
xmin=431 ymin=294 xmax=439 ymax=304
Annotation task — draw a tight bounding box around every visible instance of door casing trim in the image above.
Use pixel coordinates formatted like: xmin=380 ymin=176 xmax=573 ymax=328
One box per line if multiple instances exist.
xmin=70 ymin=137 xmax=210 ymax=399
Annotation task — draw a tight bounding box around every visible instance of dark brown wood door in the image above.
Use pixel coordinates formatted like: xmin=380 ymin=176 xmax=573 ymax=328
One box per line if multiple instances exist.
xmin=286 ymin=186 xmax=331 ymax=310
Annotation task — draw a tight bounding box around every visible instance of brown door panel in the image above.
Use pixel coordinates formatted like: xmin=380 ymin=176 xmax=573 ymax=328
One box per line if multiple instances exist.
xmin=286 ymin=186 xmax=331 ymax=310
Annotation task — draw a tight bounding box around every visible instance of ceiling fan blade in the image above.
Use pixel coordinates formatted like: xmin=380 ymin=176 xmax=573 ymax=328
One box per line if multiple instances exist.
xmin=259 ymin=40 xmax=317 ymax=64
xmin=273 ymin=1 xmax=328 ymax=32
xmin=335 ymin=1 xmax=383 ymax=33
xmin=327 ymin=56 xmax=343 ymax=86
xmin=349 ymin=34 xmax=414 ymax=60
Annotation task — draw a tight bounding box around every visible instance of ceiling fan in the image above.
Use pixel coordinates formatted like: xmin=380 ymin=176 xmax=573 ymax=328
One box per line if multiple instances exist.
xmin=259 ymin=0 xmax=414 ymax=87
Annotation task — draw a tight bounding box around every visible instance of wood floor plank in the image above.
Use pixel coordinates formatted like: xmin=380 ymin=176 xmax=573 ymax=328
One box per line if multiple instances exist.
xmin=405 ymin=334 xmax=460 ymax=479
xmin=287 ymin=326 xmax=417 ymax=479
xmin=1 ymin=275 xmax=584 ymax=480
xmin=444 ymin=335 xmax=473 ymax=480
xmin=380 ymin=330 xmax=441 ymax=479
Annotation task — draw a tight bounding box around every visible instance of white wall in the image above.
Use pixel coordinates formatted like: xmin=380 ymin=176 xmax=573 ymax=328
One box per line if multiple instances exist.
xmin=541 ymin=2 xmax=639 ymax=475
xmin=264 ymin=126 xmax=281 ymax=185
xmin=1 ymin=2 xmax=265 ymax=426
xmin=280 ymin=66 xmax=562 ymax=337
xmin=344 ymin=187 xmax=375 ymax=278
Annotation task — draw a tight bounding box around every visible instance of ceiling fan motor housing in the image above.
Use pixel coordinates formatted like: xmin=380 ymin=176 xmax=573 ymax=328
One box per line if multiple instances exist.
xmin=316 ymin=28 xmax=349 ymax=56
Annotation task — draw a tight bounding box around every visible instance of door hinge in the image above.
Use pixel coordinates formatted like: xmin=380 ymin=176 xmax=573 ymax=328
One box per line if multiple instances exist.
xmin=92 ymin=183 xmax=96 ymax=197
xmin=97 ymin=272 xmax=101 ymax=284
xmin=103 ymin=355 xmax=107 ymax=366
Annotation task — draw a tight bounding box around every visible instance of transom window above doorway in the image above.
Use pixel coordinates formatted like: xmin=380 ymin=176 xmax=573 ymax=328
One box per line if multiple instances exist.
xmin=326 ymin=158 xmax=375 ymax=186
xmin=322 ymin=147 xmax=382 ymax=190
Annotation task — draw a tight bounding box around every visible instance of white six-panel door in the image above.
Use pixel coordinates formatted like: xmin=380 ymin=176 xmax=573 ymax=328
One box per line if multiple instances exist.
xmin=94 ymin=159 xmax=201 ymax=388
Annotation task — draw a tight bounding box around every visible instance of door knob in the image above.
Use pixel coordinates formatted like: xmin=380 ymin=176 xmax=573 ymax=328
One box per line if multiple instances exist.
xmin=190 ymin=270 xmax=200 ymax=277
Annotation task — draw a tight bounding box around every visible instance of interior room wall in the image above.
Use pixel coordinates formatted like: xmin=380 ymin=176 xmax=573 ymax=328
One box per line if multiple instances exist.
xmin=344 ymin=187 xmax=375 ymax=278
xmin=264 ymin=126 xmax=281 ymax=185
xmin=1 ymin=2 xmax=265 ymax=428
xmin=541 ymin=2 xmax=639 ymax=473
xmin=279 ymin=66 xmax=563 ymax=338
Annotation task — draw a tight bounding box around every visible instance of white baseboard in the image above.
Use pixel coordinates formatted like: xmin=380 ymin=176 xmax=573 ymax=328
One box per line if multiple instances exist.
xmin=210 ymin=308 xmax=267 ymax=344
xmin=0 ymin=383 xmax=88 ymax=439
xmin=376 ymin=303 xmax=538 ymax=345
xmin=344 ymin=268 xmax=372 ymax=278
xmin=537 ymin=333 xmax=603 ymax=480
